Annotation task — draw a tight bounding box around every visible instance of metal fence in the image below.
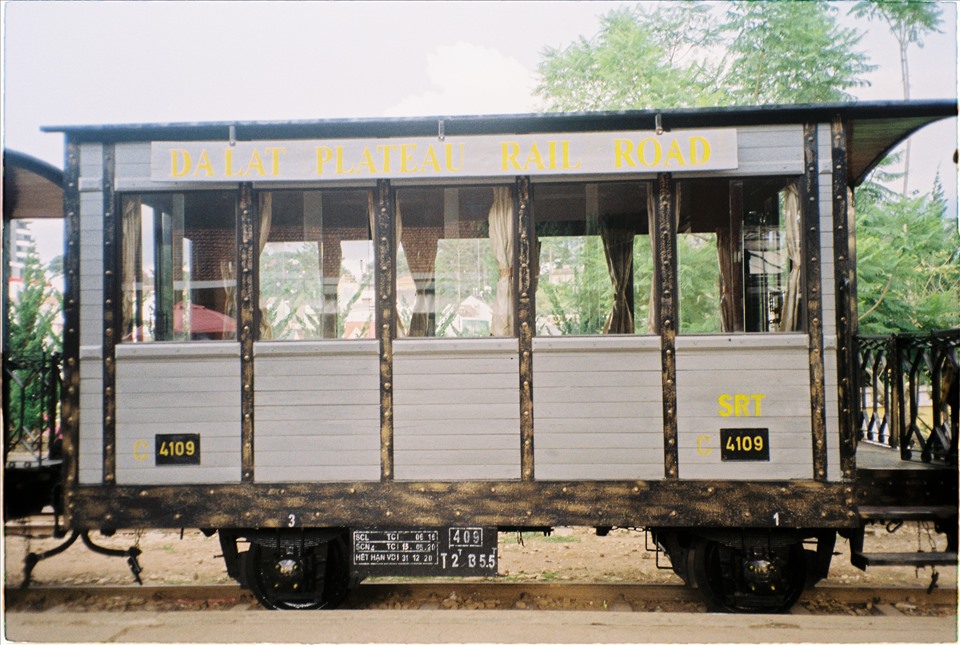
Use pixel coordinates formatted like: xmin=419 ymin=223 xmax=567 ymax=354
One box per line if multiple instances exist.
xmin=3 ymin=352 xmax=62 ymax=467
xmin=857 ymin=330 xmax=958 ymax=465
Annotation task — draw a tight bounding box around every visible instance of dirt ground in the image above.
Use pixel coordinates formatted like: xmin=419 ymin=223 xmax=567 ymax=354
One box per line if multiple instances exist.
xmin=3 ymin=521 xmax=955 ymax=592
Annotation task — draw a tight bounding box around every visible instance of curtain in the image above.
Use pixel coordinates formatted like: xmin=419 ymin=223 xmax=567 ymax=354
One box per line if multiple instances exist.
xmin=489 ymin=186 xmax=515 ymax=337
xmin=258 ymin=193 xmax=274 ymax=339
xmin=646 ymin=186 xmax=659 ymax=334
xmin=716 ymin=188 xmax=743 ymax=333
xmin=779 ymin=182 xmax=802 ymax=332
xmin=121 ymin=196 xmax=143 ymax=340
xmin=401 ymin=223 xmax=440 ymax=337
xmin=319 ymin=230 xmax=342 ymax=339
xmin=600 ymin=217 xmax=634 ymax=334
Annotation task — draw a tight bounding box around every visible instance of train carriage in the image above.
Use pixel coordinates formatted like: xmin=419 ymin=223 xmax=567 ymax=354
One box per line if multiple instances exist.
xmin=33 ymin=100 xmax=958 ymax=611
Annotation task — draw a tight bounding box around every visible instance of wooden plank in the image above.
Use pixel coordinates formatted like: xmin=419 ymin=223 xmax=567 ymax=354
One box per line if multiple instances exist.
xmin=256 ymin=404 xmax=380 ymax=422
xmin=537 ymin=447 xmax=665 ymax=465
xmin=117 ymin=360 xmax=240 ymax=378
xmin=537 ymin=434 xmax=663 ymax=450
xmin=538 ymin=401 xmax=669 ymax=420
xmin=117 ymin=406 xmax=240 ymax=424
xmin=255 ymin=357 xmax=380 ymax=377
xmin=256 ymin=435 xmax=381 ymax=453
xmin=393 ymin=357 xmax=518 ymax=376
xmin=116 ymin=467 xmax=241 ymax=486
xmin=536 ymin=463 xmax=663 ymax=480
xmin=116 ymin=389 xmax=240 ymax=410
xmin=254 ymin=419 xmax=380 ymax=436
xmin=384 ymin=420 xmax=516 ymax=436
xmin=535 ymin=370 xmax=660 ymax=384
xmin=395 ymin=387 xmax=516 ymax=406
xmin=535 ymin=418 xmax=662 ymax=434
xmin=394 ymin=449 xmax=519 ymax=467
xmin=535 ymin=354 xmax=660 ymax=373
xmin=536 ymin=385 xmax=663 ymax=404
xmin=255 ymin=465 xmax=381 ymax=482
xmin=395 ymin=464 xmax=521 ymax=480
xmin=394 ymin=402 xmax=518 ymax=421
xmin=396 ymin=434 xmax=523 ymax=451
xmin=256 ymin=388 xmax=379 ymax=406
xmin=255 ymin=374 xmax=379 ymax=392
xmin=255 ymin=451 xmax=381 ymax=468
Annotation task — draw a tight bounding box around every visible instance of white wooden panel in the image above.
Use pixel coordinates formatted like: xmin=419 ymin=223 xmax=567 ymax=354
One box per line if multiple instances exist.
xmin=77 ymin=355 xmax=103 ymax=484
xmin=533 ymin=337 xmax=663 ymax=480
xmin=677 ymin=342 xmax=813 ymax=480
xmin=254 ymin=346 xmax=380 ymax=483
xmin=80 ymin=191 xmax=104 ymax=348
xmin=394 ymin=342 xmax=520 ymax=480
xmin=114 ymin=352 xmax=241 ymax=485
xmin=80 ymin=143 xmax=103 ymax=179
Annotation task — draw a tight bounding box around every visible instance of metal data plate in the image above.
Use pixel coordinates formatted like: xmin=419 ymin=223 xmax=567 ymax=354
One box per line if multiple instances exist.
xmin=351 ymin=527 xmax=498 ymax=577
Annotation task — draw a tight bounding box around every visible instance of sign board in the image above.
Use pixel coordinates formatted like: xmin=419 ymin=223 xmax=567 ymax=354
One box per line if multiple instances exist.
xmin=151 ymin=129 xmax=738 ymax=182
xmin=351 ymin=527 xmax=498 ymax=577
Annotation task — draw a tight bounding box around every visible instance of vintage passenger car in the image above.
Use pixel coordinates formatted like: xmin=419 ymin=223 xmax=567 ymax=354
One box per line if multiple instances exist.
xmin=43 ymin=100 xmax=957 ymax=610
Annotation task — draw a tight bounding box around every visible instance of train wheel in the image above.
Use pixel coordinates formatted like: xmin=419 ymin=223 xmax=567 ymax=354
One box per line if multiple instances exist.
xmin=689 ymin=537 xmax=806 ymax=613
xmin=243 ymin=537 xmax=350 ymax=610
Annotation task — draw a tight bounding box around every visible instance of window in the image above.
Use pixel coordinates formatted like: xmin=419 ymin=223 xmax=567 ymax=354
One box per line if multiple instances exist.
xmin=676 ymin=178 xmax=798 ymax=334
xmin=395 ymin=186 xmax=513 ymax=338
xmin=257 ymin=190 xmax=374 ymax=340
xmin=534 ymin=182 xmax=654 ymax=335
xmin=120 ymin=192 xmax=237 ymax=342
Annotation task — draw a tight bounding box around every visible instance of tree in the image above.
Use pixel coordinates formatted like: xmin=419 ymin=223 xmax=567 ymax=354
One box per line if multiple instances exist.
xmin=856 ymin=174 xmax=960 ymax=334
xmin=850 ymin=0 xmax=942 ymax=194
xmin=723 ymin=1 xmax=874 ymax=104
xmin=537 ymin=1 xmax=874 ymax=110
xmin=536 ymin=2 xmax=726 ymax=111
xmin=6 ymin=243 xmax=62 ymax=457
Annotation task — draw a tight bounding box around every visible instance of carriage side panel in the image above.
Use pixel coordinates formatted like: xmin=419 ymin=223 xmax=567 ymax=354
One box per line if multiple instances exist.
xmin=533 ymin=336 xmax=664 ymax=480
xmin=254 ymin=341 xmax=381 ymax=482
xmin=393 ymin=339 xmax=520 ymax=480
xmin=114 ymin=344 xmax=241 ymax=484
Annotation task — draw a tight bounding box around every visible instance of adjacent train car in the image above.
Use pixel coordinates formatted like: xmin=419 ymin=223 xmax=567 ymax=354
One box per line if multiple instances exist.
xmin=43 ymin=100 xmax=957 ymax=610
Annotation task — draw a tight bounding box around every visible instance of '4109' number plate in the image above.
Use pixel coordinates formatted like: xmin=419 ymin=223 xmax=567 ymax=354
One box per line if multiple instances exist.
xmin=720 ymin=428 xmax=770 ymax=461
xmin=155 ymin=434 xmax=201 ymax=465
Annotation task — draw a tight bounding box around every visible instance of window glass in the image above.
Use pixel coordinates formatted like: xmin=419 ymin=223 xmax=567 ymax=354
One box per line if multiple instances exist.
xmin=395 ymin=186 xmax=512 ymax=338
xmin=535 ymin=182 xmax=653 ymax=335
xmin=676 ymin=177 xmax=797 ymax=334
xmin=258 ymin=190 xmax=374 ymax=340
xmin=121 ymin=192 xmax=237 ymax=342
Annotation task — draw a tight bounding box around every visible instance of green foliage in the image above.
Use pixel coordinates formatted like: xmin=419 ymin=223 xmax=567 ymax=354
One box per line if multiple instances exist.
xmin=537 ymin=3 xmax=727 ymax=111
xmin=537 ymin=236 xmax=613 ymax=335
xmin=7 ymin=244 xmax=62 ymax=445
xmin=677 ymin=234 xmax=723 ymax=333
xmin=723 ymin=1 xmax=874 ymax=104
xmin=537 ymin=1 xmax=873 ymax=111
xmin=856 ymin=176 xmax=960 ymax=334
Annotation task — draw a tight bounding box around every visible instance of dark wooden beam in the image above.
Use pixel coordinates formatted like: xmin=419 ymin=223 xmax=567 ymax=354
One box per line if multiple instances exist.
xmin=61 ymin=139 xmax=82 ymax=523
xmin=803 ymin=124 xmax=828 ymax=481
xmin=101 ymin=144 xmax=117 ymax=485
xmin=654 ymin=174 xmax=679 ymax=478
xmin=375 ymin=180 xmax=397 ymax=481
xmin=239 ymin=184 xmax=256 ymax=482
xmin=67 ymin=479 xmax=855 ymax=531
xmin=516 ymin=177 xmax=535 ymax=481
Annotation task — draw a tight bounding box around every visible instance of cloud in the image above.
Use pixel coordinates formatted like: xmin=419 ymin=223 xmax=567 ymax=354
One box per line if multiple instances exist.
xmin=384 ymin=43 xmax=537 ymax=117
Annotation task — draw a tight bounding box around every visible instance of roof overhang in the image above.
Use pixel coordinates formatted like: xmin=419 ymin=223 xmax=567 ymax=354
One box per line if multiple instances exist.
xmin=3 ymin=150 xmax=64 ymax=220
xmin=41 ymin=99 xmax=958 ymax=188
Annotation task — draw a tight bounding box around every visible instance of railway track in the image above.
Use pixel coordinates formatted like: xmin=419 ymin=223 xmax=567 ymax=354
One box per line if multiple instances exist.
xmin=5 ymin=582 xmax=956 ymax=616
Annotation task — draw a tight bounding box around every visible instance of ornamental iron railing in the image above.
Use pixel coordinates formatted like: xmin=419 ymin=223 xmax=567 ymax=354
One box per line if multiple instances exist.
xmin=3 ymin=351 xmax=62 ymax=467
xmin=857 ymin=330 xmax=958 ymax=466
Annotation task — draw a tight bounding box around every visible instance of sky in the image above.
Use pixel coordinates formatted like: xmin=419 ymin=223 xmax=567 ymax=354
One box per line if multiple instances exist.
xmin=2 ymin=1 xmax=958 ymax=261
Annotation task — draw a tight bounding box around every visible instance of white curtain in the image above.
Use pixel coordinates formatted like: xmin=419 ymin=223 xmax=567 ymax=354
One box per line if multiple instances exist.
xmin=779 ymin=182 xmax=802 ymax=332
xmin=121 ymin=196 xmax=143 ymax=340
xmin=258 ymin=193 xmax=274 ymax=339
xmin=489 ymin=186 xmax=515 ymax=337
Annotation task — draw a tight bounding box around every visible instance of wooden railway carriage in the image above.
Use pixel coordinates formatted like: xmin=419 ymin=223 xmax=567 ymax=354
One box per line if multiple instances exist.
xmin=45 ymin=100 xmax=957 ymax=611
